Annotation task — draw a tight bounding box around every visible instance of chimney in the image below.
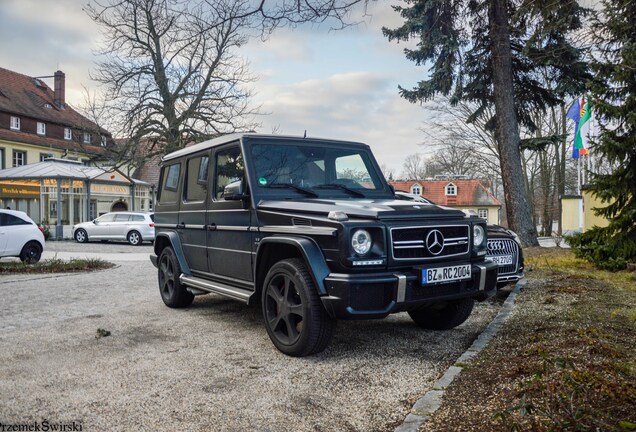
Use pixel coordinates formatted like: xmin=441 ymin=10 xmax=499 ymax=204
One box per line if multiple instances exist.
xmin=54 ymin=70 xmax=65 ymax=109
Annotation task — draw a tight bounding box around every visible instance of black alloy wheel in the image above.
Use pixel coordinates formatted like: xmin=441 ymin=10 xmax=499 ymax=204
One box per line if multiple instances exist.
xmin=262 ymin=258 xmax=336 ymax=357
xmin=19 ymin=241 xmax=42 ymax=264
xmin=158 ymin=247 xmax=193 ymax=308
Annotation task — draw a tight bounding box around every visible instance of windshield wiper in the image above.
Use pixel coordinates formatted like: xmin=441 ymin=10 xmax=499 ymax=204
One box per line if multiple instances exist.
xmin=314 ymin=183 xmax=366 ymax=198
xmin=264 ymin=183 xmax=318 ymax=198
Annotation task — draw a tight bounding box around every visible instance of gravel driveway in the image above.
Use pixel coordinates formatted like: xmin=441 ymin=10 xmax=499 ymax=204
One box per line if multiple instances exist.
xmin=0 ymin=242 xmax=502 ymax=431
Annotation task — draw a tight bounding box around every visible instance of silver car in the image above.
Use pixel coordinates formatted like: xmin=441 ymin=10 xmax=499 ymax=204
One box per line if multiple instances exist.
xmin=73 ymin=212 xmax=155 ymax=245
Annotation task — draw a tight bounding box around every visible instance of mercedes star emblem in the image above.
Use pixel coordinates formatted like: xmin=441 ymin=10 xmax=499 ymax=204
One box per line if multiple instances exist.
xmin=426 ymin=229 xmax=445 ymax=255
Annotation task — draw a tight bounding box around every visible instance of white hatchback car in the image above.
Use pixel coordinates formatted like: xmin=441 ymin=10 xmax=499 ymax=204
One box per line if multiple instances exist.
xmin=0 ymin=209 xmax=46 ymax=264
xmin=72 ymin=212 xmax=155 ymax=245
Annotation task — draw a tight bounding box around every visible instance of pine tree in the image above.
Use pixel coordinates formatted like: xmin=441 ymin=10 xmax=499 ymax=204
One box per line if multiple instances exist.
xmin=382 ymin=0 xmax=590 ymax=246
xmin=568 ymin=0 xmax=636 ymax=270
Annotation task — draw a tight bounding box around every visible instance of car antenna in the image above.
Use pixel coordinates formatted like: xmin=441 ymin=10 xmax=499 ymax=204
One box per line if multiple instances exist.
xmin=303 ymin=130 xmax=307 ymax=138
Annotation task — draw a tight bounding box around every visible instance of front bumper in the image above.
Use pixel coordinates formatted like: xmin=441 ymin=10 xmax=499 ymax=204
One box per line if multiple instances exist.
xmin=320 ymin=260 xmax=498 ymax=319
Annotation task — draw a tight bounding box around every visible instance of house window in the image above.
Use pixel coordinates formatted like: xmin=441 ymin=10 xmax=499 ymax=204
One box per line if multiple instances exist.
xmin=83 ymin=132 xmax=92 ymax=144
xmin=411 ymin=184 xmax=421 ymax=195
xmin=478 ymin=209 xmax=488 ymax=219
xmin=445 ymin=183 xmax=457 ymax=196
xmin=10 ymin=116 xmax=20 ymax=130
xmin=101 ymin=136 xmax=107 ymax=147
xmin=64 ymin=128 xmax=72 ymax=140
xmin=12 ymin=150 xmax=26 ymax=167
xmin=40 ymin=153 xmax=51 ymax=162
xmin=0 ymin=148 xmax=5 ymax=169
xmin=37 ymin=122 xmax=46 ymax=135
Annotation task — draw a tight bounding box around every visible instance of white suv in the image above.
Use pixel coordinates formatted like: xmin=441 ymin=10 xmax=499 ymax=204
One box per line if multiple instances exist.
xmin=0 ymin=209 xmax=45 ymax=264
xmin=73 ymin=212 xmax=155 ymax=245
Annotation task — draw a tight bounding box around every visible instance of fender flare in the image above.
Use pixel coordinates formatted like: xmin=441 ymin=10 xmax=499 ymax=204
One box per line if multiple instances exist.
xmin=154 ymin=232 xmax=191 ymax=276
xmin=255 ymin=236 xmax=330 ymax=295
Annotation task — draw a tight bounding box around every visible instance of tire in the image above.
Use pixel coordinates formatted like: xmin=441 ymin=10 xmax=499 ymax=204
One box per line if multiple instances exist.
xmin=158 ymin=247 xmax=194 ymax=308
xmin=74 ymin=229 xmax=88 ymax=243
xmin=19 ymin=241 xmax=42 ymax=264
xmin=408 ymin=298 xmax=475 ymax=330
xmin=127 ymin=230 xmax=142 ymax=246
xmin=261 ymin=258 xmax=336 ymax=357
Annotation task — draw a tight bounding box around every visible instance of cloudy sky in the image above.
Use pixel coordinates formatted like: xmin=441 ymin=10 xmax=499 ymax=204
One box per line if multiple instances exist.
xmin=0 ymin=0 xmax=435 ymax=173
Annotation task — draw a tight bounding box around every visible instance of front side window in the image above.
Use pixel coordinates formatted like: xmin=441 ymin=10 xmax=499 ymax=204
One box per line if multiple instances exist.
xmin=37 ymin=122 xmax=46 ymax=135
xmin=215 ymin=147 xmax=244 ymax=200
xmin=12 ymin=150 xmax=26 ymax=167
xmin=0 ymin=214 xmax=30 ymax=226
xmin=114 ymin=214 xmax=131 ymax=222
xmin=96 ymin=213 xmax=116 ymax=223
xmin=64 ymin=127 xmax=72 ymax=140
xmin=10 ymin=116 xmax=20 ymax=130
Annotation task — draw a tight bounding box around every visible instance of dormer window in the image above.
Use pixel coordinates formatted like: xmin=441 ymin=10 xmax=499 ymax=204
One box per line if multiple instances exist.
xmin=411 ymin=184 xmax=421 ymax=195
xmin=37 ymin=122 xmax=46 ymax=136
xmin=101 ymin=136 xmax=107 ymax=147
xmin=10 ymin=116 xmax=20 ymax=130
xmin=445 ymin=182 xmax=457 ymax=196
xmin=44 ymin=103 xmax=52 ymax=109
xmin=83 ymin=132 xmax=92 ymax=144
xmin=64 ymin=127 xmax=72 ymax=140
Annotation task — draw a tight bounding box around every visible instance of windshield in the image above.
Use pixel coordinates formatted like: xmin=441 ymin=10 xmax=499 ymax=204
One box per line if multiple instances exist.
xmin=250 ymin=141 xmax=387 ymax=197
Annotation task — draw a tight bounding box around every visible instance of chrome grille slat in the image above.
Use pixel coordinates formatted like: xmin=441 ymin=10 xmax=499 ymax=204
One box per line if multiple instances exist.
xmin=391 ymin=224 xmax=470 ymax=260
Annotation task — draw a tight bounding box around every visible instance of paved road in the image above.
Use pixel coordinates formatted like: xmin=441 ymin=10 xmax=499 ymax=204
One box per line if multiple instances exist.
xmin=0 ymin=242 xmax=503 ymax=431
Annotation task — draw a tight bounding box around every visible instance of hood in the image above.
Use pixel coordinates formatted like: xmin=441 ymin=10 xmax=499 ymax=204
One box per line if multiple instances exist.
xmin=257 ymin=198 xmax=466 ymax=221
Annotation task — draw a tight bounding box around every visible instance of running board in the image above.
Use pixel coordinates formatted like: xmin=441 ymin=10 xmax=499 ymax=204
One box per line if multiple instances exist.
xmin=180 ymin=274 xmax=253 ymax=303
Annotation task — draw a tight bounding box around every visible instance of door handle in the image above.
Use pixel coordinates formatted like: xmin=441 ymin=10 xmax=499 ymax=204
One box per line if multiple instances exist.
xmin=205 ymin=223 xmax=217 ymax=231
xmin=176 ymin=222 xmax=186 ymax=229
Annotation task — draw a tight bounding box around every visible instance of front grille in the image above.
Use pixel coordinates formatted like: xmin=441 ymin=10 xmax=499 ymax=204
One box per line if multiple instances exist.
xmin=391 ymin=225 xmax=470 ymax=260
xmin=487 ymin=238 xmax=519 ymax=275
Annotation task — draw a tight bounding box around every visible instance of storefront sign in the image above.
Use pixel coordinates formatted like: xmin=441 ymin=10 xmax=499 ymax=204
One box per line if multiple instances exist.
xmin=0 ymin=183 xmax=40 ymax=198
xmin=90 ymin=183 xmax=130 ymax=195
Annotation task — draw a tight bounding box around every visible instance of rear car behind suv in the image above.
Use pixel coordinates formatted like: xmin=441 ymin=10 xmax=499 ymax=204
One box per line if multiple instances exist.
xmin=151 ymin=134 xmax=498 ymax=356
xmin=73 ymin=211 xmax=155 ymax=245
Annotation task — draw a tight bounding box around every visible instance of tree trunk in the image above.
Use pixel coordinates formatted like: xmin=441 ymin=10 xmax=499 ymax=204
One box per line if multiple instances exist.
xmin=487 ymin=0 xmax=539 ymax=246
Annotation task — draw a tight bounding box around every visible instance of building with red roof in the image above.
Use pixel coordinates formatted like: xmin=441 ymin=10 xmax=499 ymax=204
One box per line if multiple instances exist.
xmin=390 ymin=179 xmax=502 ymax=225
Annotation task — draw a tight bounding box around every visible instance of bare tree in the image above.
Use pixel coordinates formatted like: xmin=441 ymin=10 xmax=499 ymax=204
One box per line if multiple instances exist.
xmin=379 ymin=163 xmax=395 ymax=181
xmin=85 ymin=0 xmax=263 ymax=159
xmin=401 ymin=153 xmax=427 ymax=180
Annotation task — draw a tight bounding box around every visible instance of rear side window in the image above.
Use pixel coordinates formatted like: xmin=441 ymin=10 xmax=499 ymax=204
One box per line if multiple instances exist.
xmin=160 ymin=163 xmax=181 ymax=202
xmin=184 ymin=155 xmax=209 ymax=202
xmin=131 ymin=215 xmax=145 ymax=222
xmin=0 ymin=214 xmax=30 ymax=226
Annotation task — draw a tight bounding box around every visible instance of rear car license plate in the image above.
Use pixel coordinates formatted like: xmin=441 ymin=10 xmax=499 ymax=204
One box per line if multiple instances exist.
xmin=422 ymin=264 xmax=471 ymax=285
xmin=489 ymin=255 xmax=513 ymax=265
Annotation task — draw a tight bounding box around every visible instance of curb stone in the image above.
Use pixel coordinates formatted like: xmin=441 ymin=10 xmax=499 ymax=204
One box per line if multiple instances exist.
xmin=395 ymin=278 xmax=528 ymax=432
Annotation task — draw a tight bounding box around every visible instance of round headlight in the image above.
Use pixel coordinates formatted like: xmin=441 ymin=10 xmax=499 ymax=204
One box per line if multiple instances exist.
xmin=351 ymin=229 xmax=372 ymax=255
xmin=473 ymin=225 xmax=485 ymax=247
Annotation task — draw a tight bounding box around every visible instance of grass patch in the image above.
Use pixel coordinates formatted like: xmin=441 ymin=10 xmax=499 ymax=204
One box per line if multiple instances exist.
xmin=0 ymin=257 xmax=114 ymax=274
xmin=421 ymin=248 xmax=636 ymax=432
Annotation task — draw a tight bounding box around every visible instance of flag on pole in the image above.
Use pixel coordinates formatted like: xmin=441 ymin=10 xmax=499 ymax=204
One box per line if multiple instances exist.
xmin=566 ymin=98 xmax=591 ymax=158
xmin=575 ymin=99 xmax=591 ymax=157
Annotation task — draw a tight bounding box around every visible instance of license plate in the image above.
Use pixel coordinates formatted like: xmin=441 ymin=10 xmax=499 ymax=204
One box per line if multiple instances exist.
xmin=489 ymin=255 xmax=513 ymax=265
xmin=422 ymin=264 xmax=471 ymax=285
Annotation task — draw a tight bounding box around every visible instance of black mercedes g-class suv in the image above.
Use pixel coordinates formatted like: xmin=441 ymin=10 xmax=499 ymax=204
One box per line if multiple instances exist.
xmin=151 ymin=134 xmax=498 ymax=356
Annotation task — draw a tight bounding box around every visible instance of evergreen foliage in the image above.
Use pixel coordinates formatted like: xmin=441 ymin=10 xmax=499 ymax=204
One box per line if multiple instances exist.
xmin=568 ymin=0 xmax=636 ymax=271
xmin=382 ymin=0 xmax=590 ymax=132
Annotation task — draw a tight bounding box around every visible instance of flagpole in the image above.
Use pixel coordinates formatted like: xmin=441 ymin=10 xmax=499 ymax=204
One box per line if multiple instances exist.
xmin=577 ymin=156 xmax=581 ymax=194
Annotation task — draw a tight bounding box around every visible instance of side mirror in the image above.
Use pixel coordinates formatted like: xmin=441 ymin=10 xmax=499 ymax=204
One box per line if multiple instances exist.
xmin=92 ymin=220 xmax=98 ymax=224
xmin=223 ymin=180 xmax=248 ymax=201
